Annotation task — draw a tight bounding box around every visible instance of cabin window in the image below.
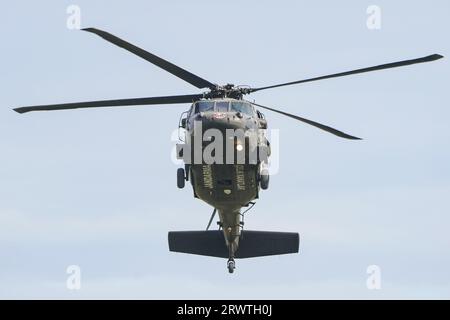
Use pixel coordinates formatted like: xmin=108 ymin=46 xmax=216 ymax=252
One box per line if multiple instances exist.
xmin=230 ymin=102 xmax=254 ymax=116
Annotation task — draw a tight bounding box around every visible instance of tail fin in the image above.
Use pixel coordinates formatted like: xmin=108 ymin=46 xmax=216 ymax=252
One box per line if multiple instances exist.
xmin=168 ymin=230 xmax=299 ymax=258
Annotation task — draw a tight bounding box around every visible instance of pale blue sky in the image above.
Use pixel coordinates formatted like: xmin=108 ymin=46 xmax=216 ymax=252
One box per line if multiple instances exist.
xmin=1 ymin=0 xmax=449 ymax=299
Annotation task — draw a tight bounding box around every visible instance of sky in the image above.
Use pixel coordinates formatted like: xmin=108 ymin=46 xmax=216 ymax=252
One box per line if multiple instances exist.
xmin=0 ymin=0 xmax=449 ymax=299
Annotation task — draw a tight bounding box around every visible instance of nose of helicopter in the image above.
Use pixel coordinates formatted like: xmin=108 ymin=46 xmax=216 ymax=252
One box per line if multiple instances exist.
xmin=198 ymin=112 xmax=255 ymax=131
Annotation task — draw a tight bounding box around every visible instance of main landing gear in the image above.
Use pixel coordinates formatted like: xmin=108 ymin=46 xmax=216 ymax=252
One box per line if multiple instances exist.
xmin=260 ymin=169 xmax=269 ymax=190
xmin=177 ymin=168 xmax=185 ymax=188
xmin=177 ymin=165 xmax=191 ymax=189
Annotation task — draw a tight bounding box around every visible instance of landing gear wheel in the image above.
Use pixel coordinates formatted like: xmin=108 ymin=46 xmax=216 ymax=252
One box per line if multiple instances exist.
xmin=260 ymin=169 xmax=269 ymax=190
xmin=227 ymin=259 xmax=235 ymax=274
xmin=177 ymin=168 xmax=185 ymax=189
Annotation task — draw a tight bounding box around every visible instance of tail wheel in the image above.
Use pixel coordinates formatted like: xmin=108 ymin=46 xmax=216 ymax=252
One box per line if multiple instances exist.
xmin=177 ymin=168 xmax=185 ymax=189
xmin=227 ymin=259 xmax=235 ymax=273
xmin=260 ymin=169 xmax=269 ymax=190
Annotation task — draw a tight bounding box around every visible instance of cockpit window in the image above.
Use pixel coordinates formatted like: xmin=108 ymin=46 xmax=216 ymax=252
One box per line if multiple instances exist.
xmin=216 ymin=101 xmax=229 ymax=113
xmin=195 ymin=101 xmax=253 ymax=114
xmin=195 ymin=101 xmax=214 ymax=113
xmin=231 ymin=101 xmax=254 ymax=116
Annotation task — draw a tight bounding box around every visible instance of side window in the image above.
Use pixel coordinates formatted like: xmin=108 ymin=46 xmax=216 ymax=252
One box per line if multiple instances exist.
xmin=186 ymin=105 xmax=194 ymax=128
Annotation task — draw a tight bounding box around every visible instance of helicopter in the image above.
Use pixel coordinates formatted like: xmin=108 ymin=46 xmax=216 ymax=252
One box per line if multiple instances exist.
xmin=13 ymin=28 xmax=443 ymax=273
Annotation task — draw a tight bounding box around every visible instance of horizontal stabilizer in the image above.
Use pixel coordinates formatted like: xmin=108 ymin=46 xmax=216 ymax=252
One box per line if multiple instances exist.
xmin=168 ymin=230 xmax=299 ymax=258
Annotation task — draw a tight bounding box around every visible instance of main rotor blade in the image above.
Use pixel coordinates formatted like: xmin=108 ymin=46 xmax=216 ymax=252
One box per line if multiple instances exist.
xmin=82 ymin=28 xmax=216 ymax=90
xmin=13 ymin=94 xmax=203 ymax=114
xmin=250 ymin=102 xmax=361 ymax=140
xmin=250 ymin=54 xmax=443 ymax=93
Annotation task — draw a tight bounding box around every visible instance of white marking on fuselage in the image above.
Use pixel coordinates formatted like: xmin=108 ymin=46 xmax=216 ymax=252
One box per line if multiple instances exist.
xmin=236 ymin=165 xmax=246 ymax=191
xmin=202 ymin=165 xmax=213 ymax=189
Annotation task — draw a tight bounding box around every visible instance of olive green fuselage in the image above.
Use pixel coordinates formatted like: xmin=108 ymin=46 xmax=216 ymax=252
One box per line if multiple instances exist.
xmin=181 ymin=98 xmax=268 ymax=254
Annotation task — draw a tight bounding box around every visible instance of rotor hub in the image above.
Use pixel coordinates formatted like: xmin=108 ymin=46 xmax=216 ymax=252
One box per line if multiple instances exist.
xmin=205 ymin=84 xmax=252 ymax=100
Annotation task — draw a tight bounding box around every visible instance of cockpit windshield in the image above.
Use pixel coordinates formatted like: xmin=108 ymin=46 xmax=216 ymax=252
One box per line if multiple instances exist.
xmin=195 ymin=101 xmax=214 ymax=113
xmin=230 ymin=101 xmax=254 ymax=116
xmin=216 ymin=101 xmax=229 ymax=113
xmin=194 ymin=100 xmax=254 ymax=115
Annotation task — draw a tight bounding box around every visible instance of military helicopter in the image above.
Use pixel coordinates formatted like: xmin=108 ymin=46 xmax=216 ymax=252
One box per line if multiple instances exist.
xmin=14 ymin=28 xmax=443 ymax=273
